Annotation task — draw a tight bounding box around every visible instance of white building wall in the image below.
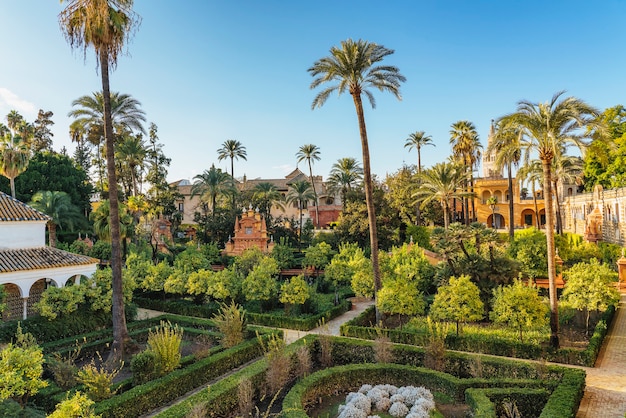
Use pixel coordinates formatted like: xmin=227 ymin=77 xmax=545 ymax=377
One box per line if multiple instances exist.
xmin=0 ymin=221 xmax=47 ymax=249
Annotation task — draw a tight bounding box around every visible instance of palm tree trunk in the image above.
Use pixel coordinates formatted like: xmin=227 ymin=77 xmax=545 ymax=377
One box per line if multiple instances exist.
xmin=308 ymin=161 xmax=319 ymax=228
xmin=470 ymin=174 xmax=476 ymax=223
xmin=352 ymin=93 xmax=381 ymax=323
xmin=9 ymin=177 xmax=15 ymax=199
xmin=48 ymin=222 xmax=57 ymax=248
xmin=443 ymin=202 xmax=450 ymax=229
xmin=553 ymin=179 xmax=563 ymax=235
xmin=416 ymin=150 xmax=422 ymax=225
xmin=541 ymin=157 xmax=559 ymax=349
xmin=101 ymin=52 xmax=130 ymax=364
xmin=507 ymin=163 xmax=514 ymax=239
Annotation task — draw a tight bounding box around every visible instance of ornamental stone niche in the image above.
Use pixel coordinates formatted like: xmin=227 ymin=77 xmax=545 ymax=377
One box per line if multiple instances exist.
xmin=224 ymin=207 xmax=274 ymax=256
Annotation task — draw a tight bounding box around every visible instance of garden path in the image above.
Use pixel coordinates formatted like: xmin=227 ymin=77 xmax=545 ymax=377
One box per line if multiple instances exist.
xmin=576 ymin=293 xmax=626 ymax=418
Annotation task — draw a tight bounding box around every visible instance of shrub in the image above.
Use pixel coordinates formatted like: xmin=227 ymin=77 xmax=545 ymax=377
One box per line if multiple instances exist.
xmin=48 ymin=391 xmax=99 ymax=418
xmin=424 ymin=317 xmax=447 ymax=372
xmin=237 ymin=377 xmax=254 ymax=417
xmin=260 ymin=333 xmax=291 ymax=396
xmin=213 ymin=302 xmax=246 ymax=348
xmin=130 ymin=350 xmax=158 ymax=386
xmin=77 ymin=359 xmax=121 ymax=401
xmin=294 ymin=345 xmax=312 ymax=379
xmin=47 ymin=349 xmax=80 ymax=390
xmin=147 ymin=321 xmax=183 ymax=375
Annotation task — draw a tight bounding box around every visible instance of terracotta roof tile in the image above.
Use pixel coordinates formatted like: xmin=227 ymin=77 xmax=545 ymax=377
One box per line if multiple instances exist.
xmin=0 ymin=247 xmax=98 ymax=273
xmin=0 ymin=192 xmax=50 ymax=222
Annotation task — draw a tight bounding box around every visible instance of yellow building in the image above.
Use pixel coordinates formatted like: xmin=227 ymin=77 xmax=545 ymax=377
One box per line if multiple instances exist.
xmin=472 ymin=121 xmax=546 ymax=229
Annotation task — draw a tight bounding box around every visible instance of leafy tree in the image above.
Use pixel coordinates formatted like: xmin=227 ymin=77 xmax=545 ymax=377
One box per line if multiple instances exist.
xmin=508 ymin=228 xmax=548 ymax=279
xmin=251 ymin=182 xmax=284 ymax=227
xmin=502 ymin=91 xmax=601 ymax=348
xmin=562 ymin=259 xmax=620 ymax=333
xmin=36 ymin=285 xmax=84 ymax=320
xmin=164 ymin=246 xmax=211 ymax=295
xmin=145 ymin=123 xmax=180 ymax=219
xmin=205 ymin=268 xmax=242 ymax=302
xmin=296 ymin=144 xmax=321 ymax=227
xmin=60 ymin=0 xmax=142 ymax=363
xmin=377 ymin=279 xmax=425 ymax=323
xmin=490 ymin=279 xmax=548 ymax=343
xmin=280 ymin=275 xmax=311 ymax=312
xmin=141 ymin=261 xmax=172 ymax=292
xmin=0 ymin=327 xmax=47 ymax=407
xmin=29 ymin=191 xmax=85 ymax=247
xmin=270 ymin=239 xmax=296 ymax=270
xmin=241 ymin=257 xmax=279 ymax=308
xmin=31 ymin=109 xmax=55 ymax=153
xmin=0 ymin=114 xmax=31 ymax=199
xmin=309 ymin=38 xmax=406 ymax=323
xmin=302 ymin=242 xmax=335 ymax=277
xmin=385 ymin=165 xmax=419 ymax=226
xmin=349 ymin=251 xmax=374 ymax=298
xmin=4 ymin=151 xmax=93 ymax=216
xmin=233 ymin=247 xmax=265 ymax=278
xmin=380 ymin=243 xmax=435 ymax=295
xmin=116 ymin=133 xmax=148 ymax=197
xmin=324 ymin=256 xmax=353 ymax=305
xmin=429 ymin=275 xmax=483 ymax=335
xmin=90 ymin=200 xmax=134 ymax=243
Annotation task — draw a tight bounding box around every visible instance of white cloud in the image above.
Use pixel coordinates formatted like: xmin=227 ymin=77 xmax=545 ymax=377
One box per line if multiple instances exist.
xmin=0 ymin=88 xmax=36 ymax=116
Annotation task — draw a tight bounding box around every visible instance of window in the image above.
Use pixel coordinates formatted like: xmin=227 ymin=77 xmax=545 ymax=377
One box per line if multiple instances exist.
xmin=325 ymin=197 xmax=334 ymax=205
xmin=245 ymin=227 xmax=253 ymax=235
xmin=178 ymin=202 xmax=184 ymax=212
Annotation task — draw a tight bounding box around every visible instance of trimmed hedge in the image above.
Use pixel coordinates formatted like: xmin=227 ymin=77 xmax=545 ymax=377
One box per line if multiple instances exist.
xmin=466 ymin=387 xmax=549 ymax=417
xmin=135 ymin=297 xmax=352 ymax=331
xmin=94 ymin=331 xmax=277 ymax=418
xmin=340 ymin=305 xmax=615 ymax=366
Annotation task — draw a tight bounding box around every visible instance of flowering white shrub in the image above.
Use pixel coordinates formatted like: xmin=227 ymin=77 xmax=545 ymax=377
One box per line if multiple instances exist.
xmin=388 ymin=402 xmax=409 ymax=417
xmin=338 ymin=384 xmax=435 ymax=418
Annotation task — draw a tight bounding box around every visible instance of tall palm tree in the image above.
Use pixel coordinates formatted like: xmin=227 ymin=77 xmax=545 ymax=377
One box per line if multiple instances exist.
xmin=450 ymin=121 xmax=482 ymax=225
xmin=326 ymin=157 xmax=363 ymax=209
xmin=0 ymin=124 xmax=31 ymax=199
xmin=191 ymin=164 xmax=236 ymax=214
xmin=502 ymin=91 xmax=601 ymax=348
xmin=59 ymin=0 xmax=141 ymax=362
xmin=90 ymin=199 xmax=134 ymax=243
xmin=487 ymin=119 xmax=522 ymax=239
xmin=413 ymin=161 xmax=473 ymax=229
xmin=405 ymin=131 xmax=434 ymax=225
xmin=296 ymin=144 xmax=321 ymax=228
xmin=29 ymin=191 xmax=84 ymax=248
xmin=286 ymin=180 xmax=315 ymax=248
xmin=309 ymin=39 xmax=405 ymax=321
xmin=252 ymin=182 xmax=285 ymax=227
xmin=217 ymin=139 xmax=246 ymax=181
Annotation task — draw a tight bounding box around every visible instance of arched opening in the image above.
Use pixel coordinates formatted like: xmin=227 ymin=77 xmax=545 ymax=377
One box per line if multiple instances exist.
xmin=487 ymin=213 xmax=506 ymax=229
xmin=27 ymin=279 xmax=51 ymax=317
xmin=520 ymin=209 xmax=536 ymax=227
xmin=481 ymin=191 xmax=491 ymax=203
xmin=2 ymin=283 xmax=22 ymax=321
xmin=494 ymin=190 xmax=503 ymax=202
xmin=539 ymin=209 xmax=546 ymax=228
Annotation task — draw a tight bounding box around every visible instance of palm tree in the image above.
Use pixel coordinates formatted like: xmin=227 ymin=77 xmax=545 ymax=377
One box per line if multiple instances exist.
xmin=487 ymin=119 xmax=522 ymax=239
xmin=286 ymin=180 xmax=315 ymax=248
xmin=116 ymin=134 xmax=148 ymax=197
xmin=552 ymin=153 xmax=584 ymax=234
xmin=252 ymin=182 xmax=285 ymax=227
xmin=326 ymin=157 xmax=363 ymax=209
xmin=217 ymin=139 xmax=246 ymax=181
xmin=0 ymin=124 xmax=31 ymax=199
xmin=450 ymin=121 xmax=482 ymax=225
xmin=502 ymin=91 xmax=601 ymax=349
xmin=309 ymin=39 xmax=405 ymax=321
xmin=405 ymin=131 xmax=434 ymax=225
xmin=191 ymin=164 xmax=236 ymax=214
xmin=90 ymin=199 xmax=134 ymax=243
xmin=517 ymin=159 xmax=544 ymax=228
xmin=29 ymin=191 xmax=84 ymax=248
xmin=59 ymin=0 xmax=141 ymax=362
xmin=296 ymin=144 xmax=321 ymax=228
xmin=486 ymin=196 xmax=498 ymax=229
xmin=413 ymin=161 xmax=473 ymax=229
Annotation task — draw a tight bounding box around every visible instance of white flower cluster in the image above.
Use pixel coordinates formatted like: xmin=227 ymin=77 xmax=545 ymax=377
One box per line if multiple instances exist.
xmin=337 ymin=384 xmax=435 ymax=418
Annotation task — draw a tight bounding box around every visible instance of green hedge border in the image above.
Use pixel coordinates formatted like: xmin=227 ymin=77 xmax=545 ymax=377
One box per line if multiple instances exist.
xmin=135 ymin=297 xmax=352 ymax=331
xmin=340 ymin=305 xmax=616 ymax=366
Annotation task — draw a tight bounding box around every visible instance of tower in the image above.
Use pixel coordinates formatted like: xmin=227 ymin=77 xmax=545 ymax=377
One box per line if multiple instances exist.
xmin=482 ymin=119 xmax=502 ymax=178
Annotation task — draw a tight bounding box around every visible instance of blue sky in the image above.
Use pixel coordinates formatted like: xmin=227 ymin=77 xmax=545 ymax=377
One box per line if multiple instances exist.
xmin=1 ymin=1 xmax=626 ymax=183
